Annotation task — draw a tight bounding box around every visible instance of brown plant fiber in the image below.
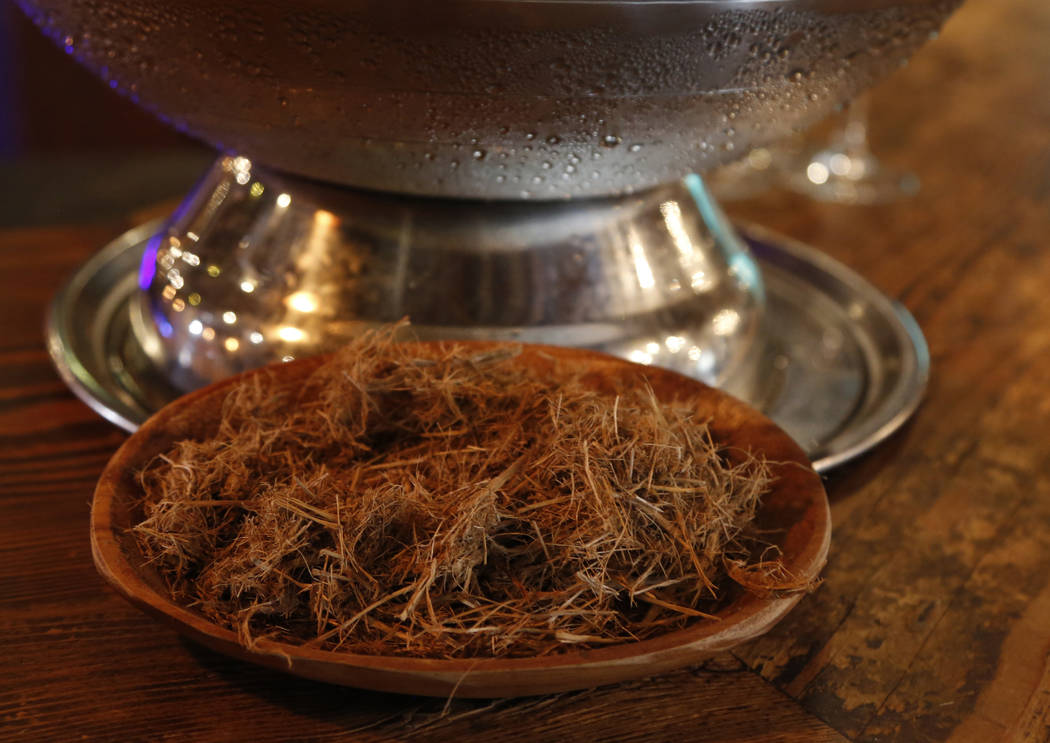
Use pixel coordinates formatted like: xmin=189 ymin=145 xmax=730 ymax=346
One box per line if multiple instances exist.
xmin=132 ymin=331 xmax=809 ymax=659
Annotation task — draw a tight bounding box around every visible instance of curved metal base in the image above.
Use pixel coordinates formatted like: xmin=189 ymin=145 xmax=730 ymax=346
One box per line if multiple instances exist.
xmin=47 ymin=220 xmax=928 ymax=472
xmin=132 ymin=161 xmax=765 ymax=401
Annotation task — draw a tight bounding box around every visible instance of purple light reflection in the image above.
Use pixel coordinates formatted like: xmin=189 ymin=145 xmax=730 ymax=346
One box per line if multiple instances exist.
xmin=138 ymin=233 xmax=161 ymax=290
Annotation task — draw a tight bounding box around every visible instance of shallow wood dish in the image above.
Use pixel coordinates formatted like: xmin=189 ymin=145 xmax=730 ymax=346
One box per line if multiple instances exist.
xmin=91 ymin=342 xmax=830 ymax=699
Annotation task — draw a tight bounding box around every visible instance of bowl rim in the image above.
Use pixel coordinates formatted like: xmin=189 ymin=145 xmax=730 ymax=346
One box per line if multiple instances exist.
xmin=91 ymin=341 xmax=830 ymax=697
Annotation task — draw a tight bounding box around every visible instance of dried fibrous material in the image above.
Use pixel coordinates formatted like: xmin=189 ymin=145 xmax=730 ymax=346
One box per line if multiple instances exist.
xmin=133 ymin=329 xmax=810 ymax=659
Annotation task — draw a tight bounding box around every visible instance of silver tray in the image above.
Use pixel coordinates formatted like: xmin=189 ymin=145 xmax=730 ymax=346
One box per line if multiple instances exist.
xmin=47 ymin=220 xmax=928 ymax=472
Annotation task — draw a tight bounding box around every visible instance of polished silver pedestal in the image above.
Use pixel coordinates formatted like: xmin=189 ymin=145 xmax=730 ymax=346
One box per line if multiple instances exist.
xmin=128 ymin=159 xmax=766 ymax=403
xmin=47 ymin=219 xmax=927 ymax=472
xmin=20 ymin=0 xmax=956 ymax=477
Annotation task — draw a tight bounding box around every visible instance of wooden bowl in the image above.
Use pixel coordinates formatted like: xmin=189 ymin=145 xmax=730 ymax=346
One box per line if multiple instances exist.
xmin=91 ymin=343 xmax=830 ymax=698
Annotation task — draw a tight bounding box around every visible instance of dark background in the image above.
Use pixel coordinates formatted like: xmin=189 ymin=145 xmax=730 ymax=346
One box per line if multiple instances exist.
xmin=0 ymin=3 xmax=183 ymax=156
xmin=0 ymin=3 xmax=210 ymax=226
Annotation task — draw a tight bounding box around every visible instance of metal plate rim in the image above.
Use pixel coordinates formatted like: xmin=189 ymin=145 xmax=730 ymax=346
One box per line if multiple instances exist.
xmin=46 ymin=220 xmax=929 ymax=473
xmin=46 ymin=220 xmax=163 ymax=432
xmin=738 ymin=222 xmax=930 ymax=470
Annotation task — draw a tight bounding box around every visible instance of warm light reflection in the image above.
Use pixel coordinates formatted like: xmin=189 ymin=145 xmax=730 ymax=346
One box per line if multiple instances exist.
xmin=250 ymin=182 xmax=265 ymax=198
xmin=747 ymin=148 xmax=773 ymax=171
xmin=162 ymin=285 xmax=177 ymax=301
xmin=171 ymin=298 xmax=185 ymax=312
xmin=276 ymin=193 xmax=292 ymax=208
xmin=628 ymin=349 xmax=653 ymax=365
xmin=166 ymin=269 xmax=184 ymax=290
xmin=712 ymin=309 xmax=741 ymax=336
xmin=249 ymin=331 xmax=264 ymax=344
xmin=628 ymin=233 xmax=655 ymax=290
xmin=807 ymin=162 xmax=830 ymax=185
xmin=188 ymin=319 xmax=203 ymax=335
xmin=188 ymin=293 xmax=201 ymax=306
xmin=285 ymin=291 xmax=319 ymax=313
xmin=225 ymin=338 xmax=240 ymax=352
xmin=645 ymin=342 xmax=660 ymax=356
xmin=661 ymin=199 xmax=714 ymax=293
xmin=829 ymin=153 xmax=852 ymax=177
xmin=206 ymin=265 xmax=221 ymax=278
xmin=660 ymin=201 xmax=695 ymax=266
xmin=202 ymin=327 xmax=216 ymax=341
xmin=222 ymin=311 xmax=237 ymax=324
xmin=690 ymin=270 xmax=713 ymax=292
xmin=664 ymin=335 xmax=686 ymax=353
xmin=278 ymin=326 xmax=306 ymax=342
xmin=240 ymin=280 xmax=256 ymax=293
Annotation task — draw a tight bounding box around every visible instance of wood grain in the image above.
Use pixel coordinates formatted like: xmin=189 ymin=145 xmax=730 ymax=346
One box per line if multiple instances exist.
xmin=726 ymin=0 xmax=1050 ymax=739
xmin=3 ymin=0 xmax=1050 ymax=738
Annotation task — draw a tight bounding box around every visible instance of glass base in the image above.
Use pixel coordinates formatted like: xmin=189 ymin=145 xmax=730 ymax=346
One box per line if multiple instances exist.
xmin=788 ymin=146 xmax=920 ymax=205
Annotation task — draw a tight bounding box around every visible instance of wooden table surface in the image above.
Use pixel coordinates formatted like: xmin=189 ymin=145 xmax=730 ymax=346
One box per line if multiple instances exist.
xmin=3 ymin=0 xmax=1049 ymax=739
